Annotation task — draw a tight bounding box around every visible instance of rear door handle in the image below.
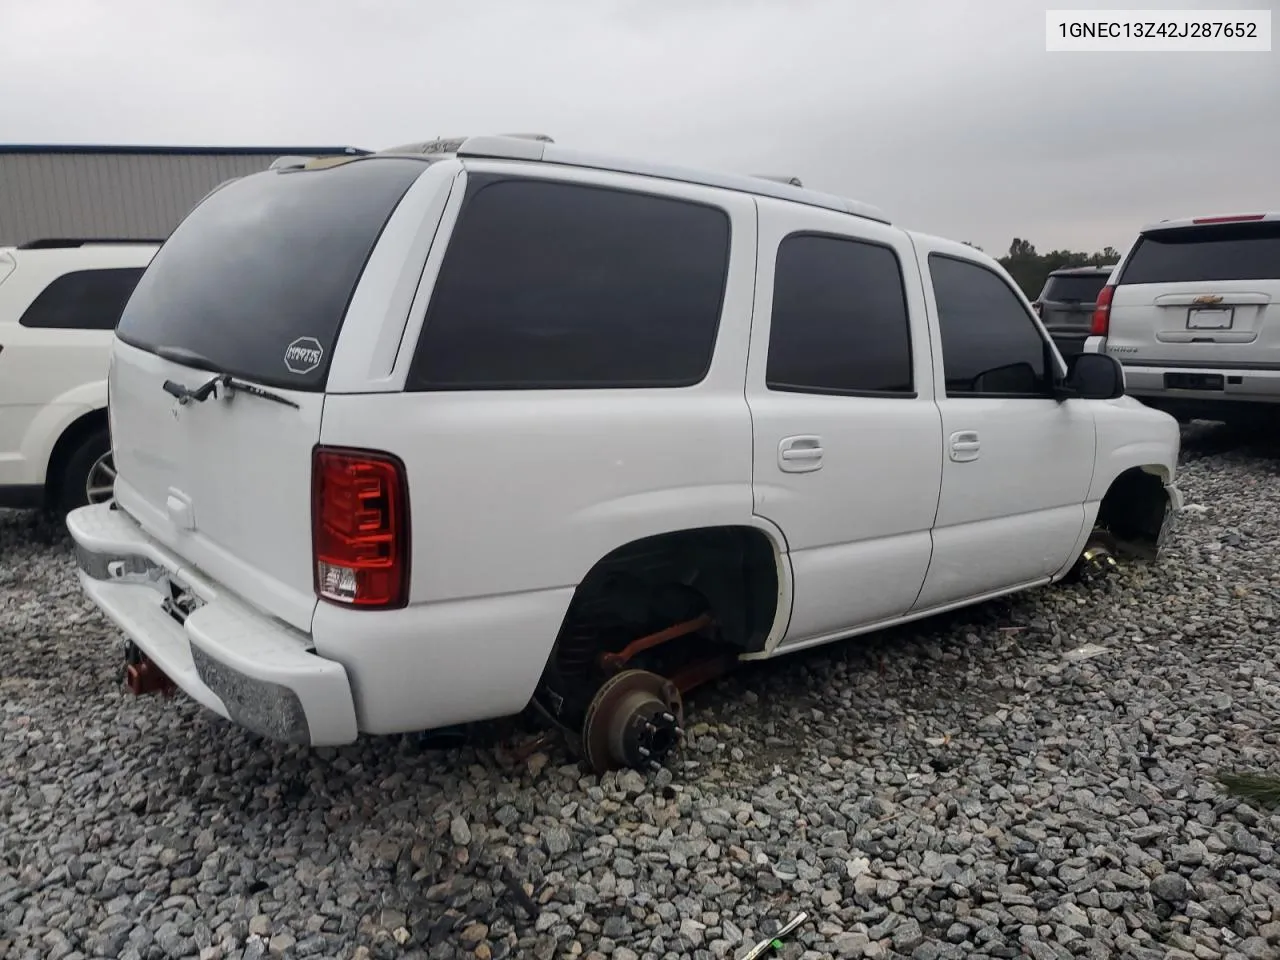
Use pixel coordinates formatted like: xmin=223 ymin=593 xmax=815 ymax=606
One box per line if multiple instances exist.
xmin=949 ymin=430 xmax=980 ymax=462
xmin=779 ymin=435 xmax=823 ymax=472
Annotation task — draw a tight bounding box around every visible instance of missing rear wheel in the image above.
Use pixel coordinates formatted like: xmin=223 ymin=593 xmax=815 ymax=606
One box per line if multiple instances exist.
xmin=581 ymin=669 xmax=684 ymax=774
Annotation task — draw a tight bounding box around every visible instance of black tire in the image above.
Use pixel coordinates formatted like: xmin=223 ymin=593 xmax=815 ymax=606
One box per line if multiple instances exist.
xmin=55 ymin=427 xmax=113 ymax=515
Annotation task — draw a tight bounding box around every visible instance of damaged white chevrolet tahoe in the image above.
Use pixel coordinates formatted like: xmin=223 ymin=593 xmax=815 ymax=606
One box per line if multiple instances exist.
xmin=67 ymin=135 xmax=1182 ymax=773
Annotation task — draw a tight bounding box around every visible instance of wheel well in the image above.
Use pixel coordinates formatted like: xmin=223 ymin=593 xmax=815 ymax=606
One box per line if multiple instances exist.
xmin=564 ymin=526 xmax=782 ymax=652
xmin=1096 ymin=467 xmax=1171 ymax=560
xmin=534 ymin=526 xmax=782 ymax=724
xmin=44 ymin=409 xmax=108 ymax=505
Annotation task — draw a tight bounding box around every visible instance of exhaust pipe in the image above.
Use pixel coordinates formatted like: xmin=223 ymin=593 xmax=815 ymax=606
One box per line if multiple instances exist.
xmin=124 ymin=652 xmax=176 ymax=697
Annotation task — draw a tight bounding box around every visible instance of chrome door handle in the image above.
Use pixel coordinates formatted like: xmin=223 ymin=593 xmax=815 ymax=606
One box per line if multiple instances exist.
xmin=949 ymin=430 xmax=980 ymax=462
xmin=779 ymin=436 xmax=823 ymax=472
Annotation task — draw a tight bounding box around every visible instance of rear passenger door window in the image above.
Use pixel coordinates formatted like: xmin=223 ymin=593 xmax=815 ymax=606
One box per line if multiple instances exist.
xmin=767 ymin=233 xmax=913 ymax=395
xmin=928 ymin=254 xmax=1050 ymax=397
xmin=407 ymin=175 xmax=731 ymax=390
xmin=19 ymin=268 xmax=145 ymax=330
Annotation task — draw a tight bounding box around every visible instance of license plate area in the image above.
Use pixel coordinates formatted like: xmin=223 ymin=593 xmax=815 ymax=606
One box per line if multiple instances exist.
xmin=1164 ymin=372 xmax=1224 ymax=391
xmin=161 ymin=575 xmax=204 ymax=626
xmin=1187 ymin=307 xmax=1233 ymax=329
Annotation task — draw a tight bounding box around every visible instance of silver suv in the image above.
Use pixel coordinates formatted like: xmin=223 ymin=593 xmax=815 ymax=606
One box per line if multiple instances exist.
xmin=1091 ymin=213 xmax=1280 ymax=424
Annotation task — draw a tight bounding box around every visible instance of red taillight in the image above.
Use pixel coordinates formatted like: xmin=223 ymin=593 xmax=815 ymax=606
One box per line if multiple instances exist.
xmin=1191 ymin=214 xmax=1265 ymax=224
xmin=312 ymin=447 xmax=409 ymax=609
xmin=1090 ymin=284 xmax=1115 ymax=336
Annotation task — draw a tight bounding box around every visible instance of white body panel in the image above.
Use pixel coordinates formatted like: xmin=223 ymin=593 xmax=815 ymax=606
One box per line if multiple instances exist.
xmin=108 ymin=340 xmax=324 ymax=634
xmin=312 ymin=162 xmax=762 ymax=732
xmin=744 ymin=198 xmax=942 ymax=650
xmin=65 ymin=143 xmax=1183 ymax=747
xmin=909 ymin=234 xmax=1096 ymax=608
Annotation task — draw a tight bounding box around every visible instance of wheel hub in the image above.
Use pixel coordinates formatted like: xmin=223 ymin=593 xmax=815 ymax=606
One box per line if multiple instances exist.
xmin=581 ymin=669 xmax=684 ymax=773
xmin=1079 ymin=536 xmax=1119 ymax=582
xmin=86 ymin=451 xmax=117 ymax=505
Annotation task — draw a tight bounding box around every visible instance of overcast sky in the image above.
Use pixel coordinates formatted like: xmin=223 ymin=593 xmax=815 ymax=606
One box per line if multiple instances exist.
xmin=2 ymin=0 xmax=1275 ymax=254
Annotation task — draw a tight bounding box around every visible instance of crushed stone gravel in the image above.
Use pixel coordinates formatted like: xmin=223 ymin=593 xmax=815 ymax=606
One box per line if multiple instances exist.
xmin=1 ymin=421 xmax=1278 ymax=960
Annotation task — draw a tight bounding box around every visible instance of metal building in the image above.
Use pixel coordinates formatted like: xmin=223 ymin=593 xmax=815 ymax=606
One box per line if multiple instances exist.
xmin=0 ymin=144 xmax=369 ymax=247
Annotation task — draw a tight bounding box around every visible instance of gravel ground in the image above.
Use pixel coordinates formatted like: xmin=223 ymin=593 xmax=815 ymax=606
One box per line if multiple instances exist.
xmin=2 ymin=422 xmax=1279 ymax=960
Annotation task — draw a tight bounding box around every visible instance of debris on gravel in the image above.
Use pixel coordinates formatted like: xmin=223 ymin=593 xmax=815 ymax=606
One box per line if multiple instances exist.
xmin=1 ymin=422 xmax=1278 ymax=960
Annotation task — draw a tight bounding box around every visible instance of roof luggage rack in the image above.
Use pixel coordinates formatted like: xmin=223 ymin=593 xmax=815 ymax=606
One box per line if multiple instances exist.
xmin=753 ymin=174 xmax=804 ymax=187
xmin=380 ymin=133 xmax=555 ymax=156
xmin=16 ymin=238 xmax=164 ymax=250
xmin=385 ymin=134 xmax=889 ymax=223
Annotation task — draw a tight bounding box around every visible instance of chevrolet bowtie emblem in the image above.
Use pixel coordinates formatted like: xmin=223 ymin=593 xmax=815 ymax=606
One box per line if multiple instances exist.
xmin=1192 ymin=294 xmax=1223 ymax=304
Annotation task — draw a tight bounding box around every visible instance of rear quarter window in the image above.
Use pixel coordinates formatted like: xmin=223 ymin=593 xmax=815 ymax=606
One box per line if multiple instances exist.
xmin=115 ymin=157 xmax=428 ymax=391
xmin=406 ymin=175 xmax=731 ymax=390
xmin=1119 ymin=221 xmax=1280 ymax=285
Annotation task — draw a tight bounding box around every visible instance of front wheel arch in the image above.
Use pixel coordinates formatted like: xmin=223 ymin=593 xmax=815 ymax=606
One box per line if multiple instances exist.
xmin=1094 ymin=466 xmax=1176 ymax=562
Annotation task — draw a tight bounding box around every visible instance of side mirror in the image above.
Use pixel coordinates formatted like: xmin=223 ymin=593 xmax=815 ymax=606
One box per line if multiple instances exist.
xmin=1061 ymin=352 xmax=1124 ymax=400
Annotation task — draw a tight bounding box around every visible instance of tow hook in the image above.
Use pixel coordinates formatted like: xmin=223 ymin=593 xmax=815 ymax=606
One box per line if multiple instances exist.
xmin=123 ymin=642 xmax=176 ymax=697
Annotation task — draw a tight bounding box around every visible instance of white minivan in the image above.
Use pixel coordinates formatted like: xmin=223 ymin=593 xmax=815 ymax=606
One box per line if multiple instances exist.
xmin=66 ymin=136 xmax=1181 ymax=773
xmin=1089 ymin=213 xmax=1280 ymax=424
xmin=0 ymin=239 xmax=157 ymax=513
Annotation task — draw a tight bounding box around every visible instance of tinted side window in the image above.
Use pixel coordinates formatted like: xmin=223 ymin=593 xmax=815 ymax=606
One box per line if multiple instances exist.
xmin=929 ymin=254 xmax=1048 ymax=397
xmin=767 ymin=233 xmax=913 ymax=395
xmin=407 ymin=176 xmax=730 ymax=390
xmin=1118 ymin=221 xmax=1280 ymax=284
xmin=19 ymin=268 xmax=145 ymax=330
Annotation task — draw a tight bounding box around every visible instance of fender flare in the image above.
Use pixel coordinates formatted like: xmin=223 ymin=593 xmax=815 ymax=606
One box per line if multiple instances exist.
xmin=20 ymin=379 xmax=108 ymax=486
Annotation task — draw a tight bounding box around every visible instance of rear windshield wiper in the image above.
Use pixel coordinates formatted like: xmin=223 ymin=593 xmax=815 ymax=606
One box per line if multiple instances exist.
xmin=157 ymin=346 xmax=300 ymax=411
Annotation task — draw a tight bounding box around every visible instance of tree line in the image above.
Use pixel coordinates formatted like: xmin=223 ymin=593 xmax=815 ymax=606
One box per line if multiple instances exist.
xmin=962 ymin=239 xmax=1122 ymax=298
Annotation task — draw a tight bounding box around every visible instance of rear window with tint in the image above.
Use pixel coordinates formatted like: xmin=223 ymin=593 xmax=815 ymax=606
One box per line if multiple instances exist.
xmin=1041 ymin=273 xmax=1109 ymax=304
xmin=19 ymin=267 xmax=145 ymax=330
xmin=115 ymin=157 xmax=427 ymax=391
xmin=1119 ymin=221 xmax=1280 ymax=285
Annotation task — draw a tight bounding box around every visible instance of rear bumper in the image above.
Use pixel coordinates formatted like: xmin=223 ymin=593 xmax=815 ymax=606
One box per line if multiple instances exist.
xmin=1119 ymin=362 xmax=1280 ymax=409
xmin=66 ymin=502 xmax=358 ymax=746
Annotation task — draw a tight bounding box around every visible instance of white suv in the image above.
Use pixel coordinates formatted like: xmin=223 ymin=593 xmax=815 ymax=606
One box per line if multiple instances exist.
xmin=1089 ymin=212 xmax=1280 ymax=424
xmin=0 ymin=239 xmax=158 ymax=513
xmin=66 ymin=136 xmax=1182 ymax=773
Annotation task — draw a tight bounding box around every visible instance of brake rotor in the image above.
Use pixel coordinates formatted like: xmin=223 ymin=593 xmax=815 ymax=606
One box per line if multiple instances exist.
xmin=581 ymin=669 xmax=684 ymax=774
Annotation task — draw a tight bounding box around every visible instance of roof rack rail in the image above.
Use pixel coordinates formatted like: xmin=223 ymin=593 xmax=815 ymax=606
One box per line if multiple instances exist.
xmin=16 ymin=238 xmax=164 ymax=250
xmin=754 ymin=174 xmax=804 ymax=187
xmin=268 ymin=154 xmax=362 ymax=172
xmin=445 ymin=135 xmax=890 ymax=224
xmin=381 ymin=133 xmax=555 ymax=157
xmin=269 ymin=155 xmax=313 ymax=171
